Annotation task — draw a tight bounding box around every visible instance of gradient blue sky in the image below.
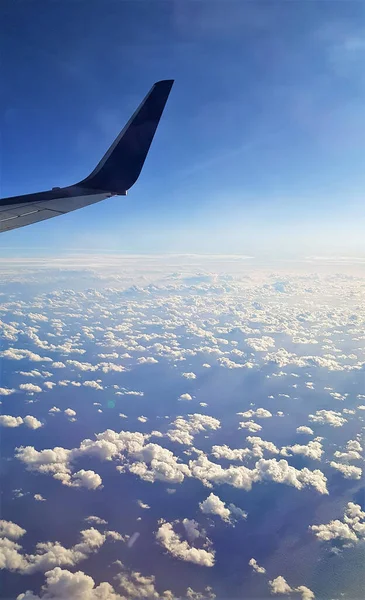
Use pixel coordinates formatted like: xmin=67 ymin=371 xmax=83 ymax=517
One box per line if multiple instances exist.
xmin=1 ymin=0 xmax=365 ymax=257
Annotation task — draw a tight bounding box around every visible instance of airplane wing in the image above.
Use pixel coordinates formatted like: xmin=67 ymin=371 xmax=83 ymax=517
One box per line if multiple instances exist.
xmin=0 ymin=79 xmax=174 ymax=233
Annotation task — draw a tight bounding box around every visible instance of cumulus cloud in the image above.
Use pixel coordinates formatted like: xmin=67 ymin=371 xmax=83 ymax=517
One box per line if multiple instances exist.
xmin=71 ymin=470 xmax=102 ymax=490
xmin=310 ymin=502 xmax=365 ymax=546
xmin=84 ymin=516 xmax=107 ymax=526
xmin=19 ymin=383 xmax=42 ymax=394
xmin=249 ymin=558 xmax=266 ymax=574
xmin=333 ymin=439 xmax=363 ymax=461
xmin=199 ymin=493 xmax=231 ymax=522
xmin=64 ymin=408 xmax=76 ymax=417
xmin=269 ymin=577 xmax=314 ymax=600
xmin=281 ymin=441 xmax=323 ymax=461
xmin=182 ymin=372 xmax=196 ymax=379
xmin=0 ymin=415 xmax=42 ymax=429
xmin=179 ymin=393 xmax=193 ymax=401
xmin=238 ymin=408 xmax=272 ymax=419
xmin=167 ymin=414 xmax=220 ymax=445
xmin=0 ymin=524 xmax=120 ymax=575
xmin=269 ymin=576 xmax=293 ymax=595
xmin=296 ymin=426 xmax=314 ymax=435
xmin=308 ymin=410 xmax=347 ymax=427
xmin=239 ymin=421 xmax=262 ymax=432
xmin=189 ymin=455 xmax=328 ymax=494
xmin=0 ymin=520 xmax=26 ymax=540
xmin=0 ymin=348 xmax=51 ymax=362
xmin=137 ymin=356 xmax=158 ymax=364
xmin=23 ymin=416 xmax=43 ymax=430
xmin=83 ymin=380 xmax=103 ymax=390
xmin=0 ymin=387 xmax=15 ymax=396
xmin=329 ymin=462 xmax=362 ymax=480
xmin=34 ymin=494 xmax=46 ymax=502
xmin=156 ymin=519 xmax=215 ymax=567
xmin=0 ymin=415 xmax=24 ymax=428
xmin=16 ymin=566 xmax=124 ymax=599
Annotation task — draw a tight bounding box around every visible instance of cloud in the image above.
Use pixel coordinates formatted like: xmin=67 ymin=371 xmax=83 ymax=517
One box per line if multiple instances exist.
xmin=296 ymin=426 xmax=314 ymax=435
xmin=238 ymin=408 xmax=272 ymax=419
xmin=23 ymin=416 xmax=43 ymax=430
xmin=137 ymin=356 xmax=158 ymax=364
xmin=245 ymin=336 xmax=275 ymax=351
xmin=199 ymin=493 xmax=231 ymax=522
xmin=137 ymin=416 xmax=148 ymax=423
xmin=0 ymin=415 xmax=24 ymax=428
xmin=179 ymin=393 xmax=193 ymax=401
xmin=167 ymin=414 xmax=221 ymax=445
xmin=329 ymin=461 xmax=362 ymax=479
xmin=182 ymin=372 xmax=197 ymax=379
xmin=269 ymin=577 xmax=314 ymax=600
xmin=0 ymin=348 xmax=51 ymax=362
xmin=239 ymin=421 xmax=262 ymax=432
xmin=281 ymin=441 xmax=323 ymax=461
xmin=71 ymin=470 xmax=103 ymax=490
xmin=0 ymin=524 xmax=120 ymax=575
xmin=308 ymin=410 xmax=347 ymax=427
xmin=64 ymin=408 xmax=76 ymax=417
xmin=34 ymin=494 xmax=46 ymax=502
xmin=19 ymin=383 xmax=42 ymax=394
xmin=310 ymin=502 xmax=365 ymax=545
xmin=84 ymin=516 xmax=108 ymax=526
xmin=156 ymin=519 xmax=215 ymax=567
xmin=83 ymin=380 xmax=103 ymax=390
xmin=333 ymin=439 xmax=362 ymax=461
xmin=0 ymin=415 xmax=42 ymax=429
xmin=16 ymin=566 xmax=124 ymax=599
xmin=189 ymin=455 xmax=328 ymax=494
xmin=0 ymin=520 xmax=26 ymax=540
xmin=269 ymin=576 xmax=293 ymax=594
xmin=0 ymin=387 xmax=15 ymax=396
xmin=248 ymin=558 xmax=266 ymax=574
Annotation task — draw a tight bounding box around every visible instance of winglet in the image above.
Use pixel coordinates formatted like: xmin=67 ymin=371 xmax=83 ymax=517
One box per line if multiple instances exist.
xmin=78 ymin=80 xmax=174 ymax=194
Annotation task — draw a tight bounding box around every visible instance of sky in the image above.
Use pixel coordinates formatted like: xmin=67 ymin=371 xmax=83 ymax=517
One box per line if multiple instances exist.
xmin=1 ymin=0 xmax=365 ymax=257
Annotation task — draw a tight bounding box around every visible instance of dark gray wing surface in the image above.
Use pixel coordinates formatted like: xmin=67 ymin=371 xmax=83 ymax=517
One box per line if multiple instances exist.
xmin=0 ymin=80 xmax=174 ymax=233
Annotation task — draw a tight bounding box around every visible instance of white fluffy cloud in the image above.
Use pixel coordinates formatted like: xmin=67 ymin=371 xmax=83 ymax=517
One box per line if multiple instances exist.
xmin=269 ymin=577 xmax=314 ymax=600
xmin=0 ymin=415 xmax=24 ymax=428
xmin=296 ymin=426 xmax=314 ymax=435
xmin=238 ymin=408 xmax=272 ymax=419
xmin=248 ymin=558 xmax=266 ymax=574
xmin=179 ymin=393 xmax=193 ymax=401
xmin=182 ymin=372 xmax=196 ymax=379
xmin=0 ymin=520 xmax=26 ymax=540
xmin=0 ymin=387 xmax=15 ymax=396
xmin=189 ymin=455 xmax=328 ymax=494
xmin=239 ymin=421 xmax=262 ymax=432
xmin=23 ymin=416 xmax=43 ymax=430
xmin=19 ymin=383 xmax=42 ymax=394
xmin=156 ymin=519 xmax=215 ymax=567
xmin=167 ymin=414 xmax=221 ymax=445
xmin=0 ymin=415 xmax=42 ymax=429
xmin=199 ymin=493 xmax=231 ymax=522
xmin=0 ymin=524 xmax=120 ymax=575
xmin=16 ymin=566 xmax=124 ymax=599
xmin=308 ymin=410 xmax=347 ymax=427
xmin=329 ymin=461 xmax=362 ymax=480
xmin=281 ymin=441 xmax=323 ymax=461
xmin=310 ymin=502 xmax=365 ymax=545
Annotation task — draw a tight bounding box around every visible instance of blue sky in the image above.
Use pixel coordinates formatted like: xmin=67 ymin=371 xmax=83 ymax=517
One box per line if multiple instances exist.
xmin=1 ymin=0 xmax=365 ymax=257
